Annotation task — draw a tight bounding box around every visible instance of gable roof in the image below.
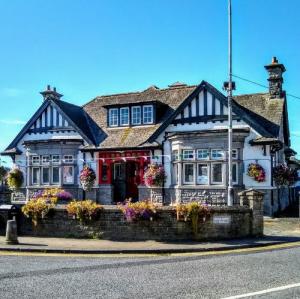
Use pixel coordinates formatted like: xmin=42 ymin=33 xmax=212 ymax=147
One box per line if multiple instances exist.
xmin=2 ymin=98 xmax=104 ymax=155
xmin=83 ymin=84 xmax=197 ymax=149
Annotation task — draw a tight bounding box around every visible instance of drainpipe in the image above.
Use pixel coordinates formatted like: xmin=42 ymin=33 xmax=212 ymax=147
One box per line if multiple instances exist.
xmin=161 ymin=133 xmax=168 ymax=205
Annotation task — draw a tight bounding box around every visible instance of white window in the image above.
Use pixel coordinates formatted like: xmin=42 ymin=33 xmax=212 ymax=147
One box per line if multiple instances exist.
xmin=197 ymin=149 xmax=209 ymax=160
xmin=63 ymin=166 xmax=74 ymax=184
xmin=232 ymin=149 xmax=238 ymax=159
xmin=52 ymin=155 xmax=60 ymax=164
xmin=42 ymin=167 xmax=50 ymax=184
xmin=211 ymin=163 xmax=223 ymax=184
xmin=232 ymin=163 xmax=238 ymax=184
xmin=183 ymin=163 xmax=194 ymax=184
xmin=31 ymin=155 xmax=40 ymax=165
xmin=64 ymin=155 xmax=74 ymax=163
xmin=211 ymin=149 xmax=224 ymax=160
xmin=52 ymin=167 xmax=60 ymax=184
xmin=197 ymin=164 xmax=209 ymax=185
xmin=131 ymin=106 xmax=141 ymax=125
xmin=42 ymin=156 xmax=50 ymax=165
xmin=120 ymin=107 xmax=129 ymax=126
xmin=172 ymin=150 xmax=179 ymax=161
xmin=32 ymin=167 xmax=40 ymax=185
xmin=109 ymin=108 xmax=118 ymax=127
xmin=182 ymin=150 xmax=194 ymax=160
xmin=143 ymin=105 xmax=153 ymax=124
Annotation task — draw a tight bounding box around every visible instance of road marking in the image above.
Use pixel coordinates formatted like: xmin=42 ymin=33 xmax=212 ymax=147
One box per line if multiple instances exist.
xmin=221 ymin=282 xmax=300 ymax=298
xmin=0 ymin=241 xmax=300 ymax=258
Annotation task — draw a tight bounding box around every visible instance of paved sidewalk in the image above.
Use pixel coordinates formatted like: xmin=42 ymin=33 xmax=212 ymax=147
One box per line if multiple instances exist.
xmin=0 ymin=217 xmax=299 ymax=254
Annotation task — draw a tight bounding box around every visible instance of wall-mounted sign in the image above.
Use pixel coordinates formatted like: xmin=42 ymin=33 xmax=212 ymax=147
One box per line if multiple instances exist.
xmin=213 ymin=215 xmax=231 ymax=225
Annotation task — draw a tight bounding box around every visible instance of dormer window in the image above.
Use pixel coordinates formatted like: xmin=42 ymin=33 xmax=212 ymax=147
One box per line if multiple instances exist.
xmin=109 ymin=108 xmax=118 ymax=127
xmin=143 ymin=105 xmax=153 ymax=124
xmin=131 ymin=106 xmax=141 ymax=125
xmin=120 ymin=107 xmax=129 ymax=126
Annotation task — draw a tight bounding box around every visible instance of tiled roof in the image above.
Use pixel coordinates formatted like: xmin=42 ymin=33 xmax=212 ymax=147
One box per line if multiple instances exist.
xmin=233 ymin=93 xmax=284 ymax=137
xmin=83 ymin=85 xmax=197 ymax=149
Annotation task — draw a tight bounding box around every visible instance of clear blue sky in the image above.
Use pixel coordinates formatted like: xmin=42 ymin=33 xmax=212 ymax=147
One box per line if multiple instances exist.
xmin=0 ymin=0 xmax=300 ymax=166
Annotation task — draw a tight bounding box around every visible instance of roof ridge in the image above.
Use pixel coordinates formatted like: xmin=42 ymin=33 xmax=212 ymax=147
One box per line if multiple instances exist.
xmin=234 ymin=92 xmax=269 ymax=97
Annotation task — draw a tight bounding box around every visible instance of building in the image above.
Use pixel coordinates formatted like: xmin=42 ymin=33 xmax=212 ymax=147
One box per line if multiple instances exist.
xmin=1 ymin=58 xmax=296 ymax=215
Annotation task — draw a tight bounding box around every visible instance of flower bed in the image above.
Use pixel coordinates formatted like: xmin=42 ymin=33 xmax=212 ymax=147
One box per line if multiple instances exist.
xmin=118 ymin=199 xmax=157 ymax=222
xmin=66 ymin=200 xmax=102 ymax=223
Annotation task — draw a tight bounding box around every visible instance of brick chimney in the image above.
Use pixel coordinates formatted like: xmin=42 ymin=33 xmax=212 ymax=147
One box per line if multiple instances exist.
xmin=264 ymin=57 xmax=286 ymax=98
xmin=40 ymin=85 xmax=63 ymax=101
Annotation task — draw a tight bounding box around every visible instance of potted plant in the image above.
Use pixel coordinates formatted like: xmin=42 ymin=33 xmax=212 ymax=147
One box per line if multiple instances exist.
xmin=273 ymin=164 xmax=297 ymax=186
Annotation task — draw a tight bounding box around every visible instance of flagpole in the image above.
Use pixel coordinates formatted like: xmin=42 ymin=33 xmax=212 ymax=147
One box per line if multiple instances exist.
xmin=227 ymin=0 xmax=233 ymax=206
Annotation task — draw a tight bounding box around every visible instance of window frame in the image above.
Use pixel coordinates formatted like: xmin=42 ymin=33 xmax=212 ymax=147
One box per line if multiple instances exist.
xmin=232 ymin=149 xmax=238 ymax=160
xmin=211 ymin=162 xmax=224 ymax=185
xmin=32 ymin=167 xmax=40 ymax=185
xmin=211 ymin=149 xmax=225 ymax=160
xmin=108 ymin=108 xmax=119 ymax=127
xmin=52 ymin=155 xmax=60 ymax=164
xmin=63 ymin=155 xmax=74 ymax=164
xmin=197 ymin=163 xmax=209 ymax=185
xmin=52 ymin=166 xmax=60 ymax=185
xmin=183 ymin=163 xmax=195 ymax=185
xmin=31 ymin=155 xmax=40 ymax=166
xmin=172 ymin=150 xmax=179 ymax=161
xmin=143 ymin=105 xmax=154 ymax=124
xmin=131 ymin=106 xmax=142 ymax=125
xmin=182 ymin=149 xmax=195 ymax=160
xmin=197 ymin=149 xmax=209 ymax=160
xmin=232 ymin=162 xmax=238 ymax=184
xmin=63 ymin=165 xmax=74 ymax=185
xmin=41 ymin=167 xmax=50 ymax=185
xmin=120 ymin=107 xmax=129 ymax=126
xmin=42 ymin=155 xmax=50 ymax=165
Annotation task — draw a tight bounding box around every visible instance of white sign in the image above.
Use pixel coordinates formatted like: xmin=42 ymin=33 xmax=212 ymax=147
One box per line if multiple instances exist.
xmin=213 ymin=215 xmax=231 ymax=225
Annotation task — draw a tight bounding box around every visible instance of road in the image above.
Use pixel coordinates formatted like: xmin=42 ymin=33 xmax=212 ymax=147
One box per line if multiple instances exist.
xmin=1 ymin=245 xmax=300 ymax=299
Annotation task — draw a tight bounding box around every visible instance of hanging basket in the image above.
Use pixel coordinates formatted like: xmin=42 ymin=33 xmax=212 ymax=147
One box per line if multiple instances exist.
xmin=7 ymin=168 xmax=24 ymax=190
xmin=80 ymin=166 xmax=96 ymax=191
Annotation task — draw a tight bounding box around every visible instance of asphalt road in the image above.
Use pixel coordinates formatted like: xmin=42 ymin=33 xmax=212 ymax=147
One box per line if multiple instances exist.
xmin=1 ymin=246 xmax=300 ymax=299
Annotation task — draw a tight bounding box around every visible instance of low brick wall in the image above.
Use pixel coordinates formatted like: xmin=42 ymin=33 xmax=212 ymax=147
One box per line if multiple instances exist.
xmin=12 ymin=205 xmax=256 ymax=241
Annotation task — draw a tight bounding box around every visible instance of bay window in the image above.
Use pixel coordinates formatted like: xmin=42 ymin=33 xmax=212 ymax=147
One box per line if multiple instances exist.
xmin=211 ymin=149 xmax=225 ymax=160
xmin=197 ymin=149 xmax=209 ymax=160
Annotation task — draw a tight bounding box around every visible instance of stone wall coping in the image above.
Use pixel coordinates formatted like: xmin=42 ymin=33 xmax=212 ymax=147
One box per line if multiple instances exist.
xmin=53 ymin=204 xmax=250 ymax=213
xmin=238 ymin=188 xmax=265 ymax=196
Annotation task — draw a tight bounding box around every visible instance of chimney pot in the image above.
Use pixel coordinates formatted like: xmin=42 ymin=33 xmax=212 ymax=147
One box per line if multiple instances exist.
xmin=272 ymin=57 xmax=278 ymax=64
xmin=47 ymin=85 xmax=51 ymax=90
xmin=53 ymin=87 xmax=56 ymax=92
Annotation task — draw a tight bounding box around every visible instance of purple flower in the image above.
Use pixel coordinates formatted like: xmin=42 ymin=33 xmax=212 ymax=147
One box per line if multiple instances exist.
xmin=57 ymin=191 xmax=73 ymax=201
